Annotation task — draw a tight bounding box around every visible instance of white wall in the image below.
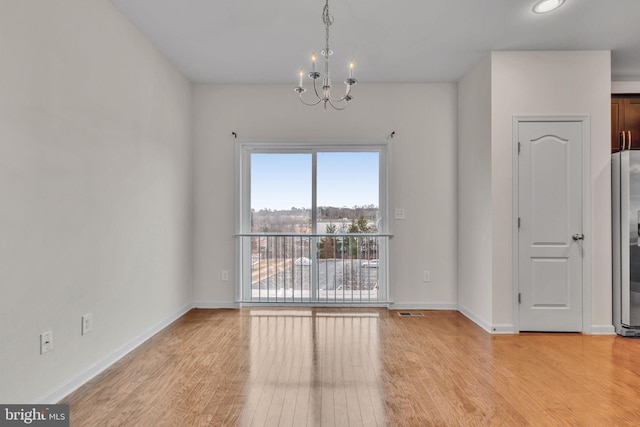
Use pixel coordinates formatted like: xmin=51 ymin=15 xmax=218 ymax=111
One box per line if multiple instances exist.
xmin=457 ymin=57 xmax=493 ymax=329
xmin=0 ymin=0 xmax=193 ymax=403
xmin=491 ymin=51 xmax=612 ymax=331
xmin=192 ymin=84 xmax=458 ymax=309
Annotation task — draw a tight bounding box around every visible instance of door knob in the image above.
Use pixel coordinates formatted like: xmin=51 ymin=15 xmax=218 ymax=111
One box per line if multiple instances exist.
xmin=572 ymin=233 xmax=584 ymax=241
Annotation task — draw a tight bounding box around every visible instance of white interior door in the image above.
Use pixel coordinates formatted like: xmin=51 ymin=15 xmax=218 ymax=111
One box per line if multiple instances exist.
xmin=517 ymin=120 xmax=583 ymax=332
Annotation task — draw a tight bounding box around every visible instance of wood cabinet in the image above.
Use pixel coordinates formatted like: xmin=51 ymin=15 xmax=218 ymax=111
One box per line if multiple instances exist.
xmin=612 ymin=95 xmax=640 ymax=152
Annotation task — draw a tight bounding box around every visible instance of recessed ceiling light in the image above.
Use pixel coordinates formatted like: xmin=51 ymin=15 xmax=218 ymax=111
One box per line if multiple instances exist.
xmin=532 ymin=0 xmax=565 ymax=14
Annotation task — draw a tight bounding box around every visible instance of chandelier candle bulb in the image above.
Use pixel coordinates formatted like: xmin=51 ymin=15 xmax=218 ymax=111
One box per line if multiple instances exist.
xmin=349 ymin=60 xmax=355 ymax=79
xmin=312 ymin=52 xmax=317 ymax=72
xmin=299 ymin=68 xmax=304 ymax=87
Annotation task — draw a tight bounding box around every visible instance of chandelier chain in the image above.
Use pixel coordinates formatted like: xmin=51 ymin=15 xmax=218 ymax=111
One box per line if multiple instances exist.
xmin=322 ymin=0 xmax=333 ymax=27
xmin=323 ymin=0 xmax=332 ymax=59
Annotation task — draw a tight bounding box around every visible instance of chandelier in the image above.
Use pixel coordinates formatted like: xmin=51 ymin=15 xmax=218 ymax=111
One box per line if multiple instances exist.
xmin=294 ymin=0 xmax=357 ymax=110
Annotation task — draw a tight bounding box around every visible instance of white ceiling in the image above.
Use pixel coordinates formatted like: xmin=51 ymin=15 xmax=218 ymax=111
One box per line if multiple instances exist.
xmin=109 ymin=0 xmax=640 ymax=84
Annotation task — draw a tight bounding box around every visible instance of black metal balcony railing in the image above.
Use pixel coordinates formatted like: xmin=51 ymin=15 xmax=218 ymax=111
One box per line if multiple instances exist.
xmin=238 ymin=233 xmax=387 ymax=304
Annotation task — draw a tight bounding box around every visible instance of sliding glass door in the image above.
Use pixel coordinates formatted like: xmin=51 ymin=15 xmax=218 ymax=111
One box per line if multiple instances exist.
xmin=237 ymin=140 xmax=389 ymax=305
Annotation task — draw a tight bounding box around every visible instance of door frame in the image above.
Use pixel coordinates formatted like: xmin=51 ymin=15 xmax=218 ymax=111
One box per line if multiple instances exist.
xmin=511 ymin=116 xmax=592 ymax=333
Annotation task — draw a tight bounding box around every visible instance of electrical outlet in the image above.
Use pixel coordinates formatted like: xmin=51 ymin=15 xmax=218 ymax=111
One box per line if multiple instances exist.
xmin=423 ymin=270 xmax=431 ymax=282
xmin=394 ymin=208 xmax=406 ymax=220
xmin=221 ymin=270 xmax=229 ymax=281
xmin=40 ymin=330 xmax=53 ymax=354
xmin=82 ymin=313 xmax=93 ymax=335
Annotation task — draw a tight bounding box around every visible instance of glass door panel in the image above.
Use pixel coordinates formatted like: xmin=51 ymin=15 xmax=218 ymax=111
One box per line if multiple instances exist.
xmin=316 ymin=152 xmax=380 ymax=302
xmin=250 ymin=153 xmax=312 ymax=302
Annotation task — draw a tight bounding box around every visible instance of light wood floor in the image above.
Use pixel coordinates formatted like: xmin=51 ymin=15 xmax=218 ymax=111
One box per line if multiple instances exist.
xmin=64 ymin=308 xmax=640 ymax=426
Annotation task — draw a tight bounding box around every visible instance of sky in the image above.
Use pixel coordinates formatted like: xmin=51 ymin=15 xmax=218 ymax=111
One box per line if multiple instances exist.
xmin=251 ymin=152 xmax=379 ymax=211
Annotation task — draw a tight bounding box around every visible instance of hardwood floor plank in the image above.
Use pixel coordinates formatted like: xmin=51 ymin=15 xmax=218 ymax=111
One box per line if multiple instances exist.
xmin=64 ymin=308 xmax=640 ymax=426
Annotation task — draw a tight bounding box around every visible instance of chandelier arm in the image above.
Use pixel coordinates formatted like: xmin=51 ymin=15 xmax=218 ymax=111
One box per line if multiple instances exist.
xmin=328 ymin=99 xmax=348 ymax=110
xmin=299 ymin=93 xmax=323 ymax=106
xmin=312 ymin=77 xmax=323 ymax=101
xmin=330 ymin=94 xmax=347 ymax=103
xmin=328 ymin=83 xmax=353 ymax=103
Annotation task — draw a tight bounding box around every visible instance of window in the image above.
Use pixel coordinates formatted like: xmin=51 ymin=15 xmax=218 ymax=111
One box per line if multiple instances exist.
xmin=236 ymin=140 xmax=390 ymax=304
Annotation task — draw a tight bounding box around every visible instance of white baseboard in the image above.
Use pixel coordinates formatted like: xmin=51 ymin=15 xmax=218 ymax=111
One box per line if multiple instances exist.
xmin=457 ymin=305 xmax=516 ymax=334
xmin=489 ymin=324 xmax=517 ymax=334
xmin=37 ymin=303 xmax=193 ymax=404
xmin=457 ymin=305 xmax=492 ymax=333
xmin=192 ymin=301 xmax=240 ymax=309
xmin=589 ymin=324 xmax=616 ymax=335
xmin=390 ymin=302 xmax=458 ymax=310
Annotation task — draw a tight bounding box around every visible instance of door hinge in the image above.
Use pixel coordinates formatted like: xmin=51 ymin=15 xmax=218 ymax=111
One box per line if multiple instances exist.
xmin=518 ymin=217 xmax=521 ymax=229
xmin=518 ymin=293 xmax=522 ymax=304
xmin=518 ymin=142 xmax=521 ymax=154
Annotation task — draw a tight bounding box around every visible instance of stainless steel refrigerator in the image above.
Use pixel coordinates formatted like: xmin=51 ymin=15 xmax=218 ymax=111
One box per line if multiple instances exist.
xmin=612 ymin=151 xmax=640 ymax=336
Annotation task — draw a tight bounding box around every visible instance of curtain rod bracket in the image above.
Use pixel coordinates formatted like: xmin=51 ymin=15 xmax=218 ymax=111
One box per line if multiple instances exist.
xmin=232 ymin=132 xmax=237 ymax=139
